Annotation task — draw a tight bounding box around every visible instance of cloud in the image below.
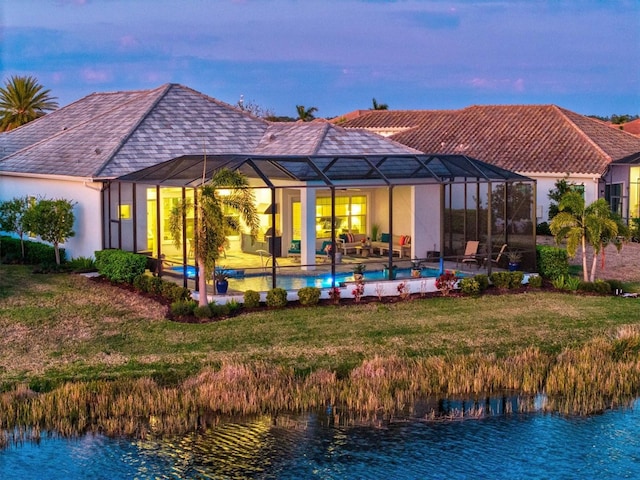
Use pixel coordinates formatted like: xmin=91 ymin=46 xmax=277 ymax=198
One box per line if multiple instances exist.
xmin=80 ymin=68 xmax=112 ymax=83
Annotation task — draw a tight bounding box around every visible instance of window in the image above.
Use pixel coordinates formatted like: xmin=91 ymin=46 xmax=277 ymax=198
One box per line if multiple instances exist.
xmin=605 ymin=183 xmax=623 ymax=216
xmin=119 ymin=204 xmax=131 ymax=220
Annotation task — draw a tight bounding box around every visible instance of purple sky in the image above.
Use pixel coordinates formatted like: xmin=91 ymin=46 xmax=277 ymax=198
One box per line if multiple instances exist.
xmin=2 ymin=0 xmax=639 ymax=118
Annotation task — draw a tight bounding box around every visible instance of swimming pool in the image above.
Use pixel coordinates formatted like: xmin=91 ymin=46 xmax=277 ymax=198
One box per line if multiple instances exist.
xmin=169 ymin=266 xmax=450 ymax=291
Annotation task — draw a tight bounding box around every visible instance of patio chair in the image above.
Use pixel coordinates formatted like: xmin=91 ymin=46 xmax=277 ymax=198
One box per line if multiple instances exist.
xmin=485 ymin=243 xmax=508 ymax=267
xmin=459 ymin=240 xmax=480 ymax=268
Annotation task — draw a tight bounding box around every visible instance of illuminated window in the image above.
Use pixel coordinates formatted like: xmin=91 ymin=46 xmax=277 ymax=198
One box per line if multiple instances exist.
xmin=119 ymin=204 xmax=131 ymax=220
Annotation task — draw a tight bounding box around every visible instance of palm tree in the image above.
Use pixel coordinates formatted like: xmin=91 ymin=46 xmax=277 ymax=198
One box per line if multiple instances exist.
xmin=371 ymin=98 xmax=388 ymax=110
xmin=169 ymin=168 xmax=260 ymax=306
xmin=549 ymin=192 xmax=618 ymax=282
xmin=0 ymin=75 xmax=59 ymax=131
xmin=295 ymin=105 xmax=318 ymax=122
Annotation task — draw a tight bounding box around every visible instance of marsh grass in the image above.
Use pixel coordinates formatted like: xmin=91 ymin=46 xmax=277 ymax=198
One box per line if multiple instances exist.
xmin=2 ymin=264 xmax=640 ymax=441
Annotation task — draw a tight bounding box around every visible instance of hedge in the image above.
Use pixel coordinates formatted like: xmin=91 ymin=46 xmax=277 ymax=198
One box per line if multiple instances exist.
xmin=94 ymin=249 xmax=147 ymax=283
xmin=536 ymin=245 xmax=569 ymax=280
xmin=1 ymin=236 xmax=64 ymax=264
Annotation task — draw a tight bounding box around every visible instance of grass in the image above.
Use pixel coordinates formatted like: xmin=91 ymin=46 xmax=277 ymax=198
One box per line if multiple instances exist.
xmin=2 ymin=264 xmax=640 ymax=440
xmin=2 ymin=264 xmax=640 ymax=388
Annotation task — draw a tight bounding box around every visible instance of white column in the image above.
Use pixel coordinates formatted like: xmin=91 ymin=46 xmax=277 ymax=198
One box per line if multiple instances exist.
xmin=412 ymin=184 xmax=440 ymax=258
xmin=300 ymin=187 xmax=316 ymax=270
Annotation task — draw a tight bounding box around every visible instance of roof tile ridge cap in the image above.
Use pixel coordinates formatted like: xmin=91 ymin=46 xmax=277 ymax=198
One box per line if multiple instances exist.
xmin=363 ymin=127 xmax=422 ymax=153
xmin=180 ymin=84 xmax=269 ymax=125
xmin=553 ymin=105 xmax=611 ymax=162
xmin=310 ymin=122 xmax=331 ymax=155
xmin=92 ymin=84 xmax=173 ymax=178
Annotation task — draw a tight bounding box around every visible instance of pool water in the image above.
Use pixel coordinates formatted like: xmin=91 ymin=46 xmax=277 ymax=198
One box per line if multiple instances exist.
xmin=170 ymin=266 xmax=447 ymax=291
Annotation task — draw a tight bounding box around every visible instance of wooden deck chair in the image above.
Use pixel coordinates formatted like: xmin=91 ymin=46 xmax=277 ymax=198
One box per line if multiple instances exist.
xmin=489 ymin=243 xmax=508 ymax=266
xmin=460 ymin=240 xmax=480 ymax=268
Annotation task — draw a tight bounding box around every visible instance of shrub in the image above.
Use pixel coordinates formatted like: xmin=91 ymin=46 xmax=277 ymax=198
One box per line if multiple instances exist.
xmin=132 ymin=274 xmax=151 ymax=292
xmin=536 ymin=221 xmax=552 ymax=236
xmin=508 ymin=271 xmax=524 ymax=289
xmin=474 ymin=274 xmax=490 ymax=291
xmin=266 ymin=287 xmax=288 ymax=307
xmin=243 ymin=290 xmax=261 ymax=308
xmin=564 ymin=275 xmax=581 ymax=291
xmin=0 ymin=237 xmax=64 ymax=265
xmin=147 ymin=276 xmax=165 ymax=295
xmin=209 ymin=302 xmax=231 ymax=317
xmin=536 ymin=245 xmax=569 ymax=280
xmin=459 ymin=277 xmax=480 ymax=296
xmin=226 ymin=299 xmax=242 ymax=315
xmin=527 ymin=275 xmax=543 ymax=288
xmin=578 ymin=280 xmax=612 ymax=295
xmin=66 ymin=256 xmax=96 ymax=272
xmin=170 ymin=299 xmax=197 ymax=317
xmin=95 ymin=249 xmax=147 ymax=283
xmin=435 ymin=271 xmax=458 ymax=296
xmin=489 ymin=271 xmax=512 ymax=289
xmin=606 ymin=279 xmax=624 ymax=294
xmin=298 ymin=286 xmax=321 ymax=306
xmin=161 ymin=281 xmax=191 ymax=303
xmin=193 ymin=305 xmax=213 ymax=319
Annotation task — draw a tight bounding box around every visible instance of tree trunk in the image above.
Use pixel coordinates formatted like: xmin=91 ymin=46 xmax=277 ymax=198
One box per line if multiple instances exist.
xmin=581 ymin=236 xmax=588 ymax=282
xmin=589 ymin=253 xmax=598 ymax=283
xmin=197 ymin=256 xmax=207 ymax=307
xmin=54 ymin=242 xmax=60 ymax=265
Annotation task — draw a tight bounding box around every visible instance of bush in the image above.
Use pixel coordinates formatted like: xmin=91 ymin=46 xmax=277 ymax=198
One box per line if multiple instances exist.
xmin=474 ymin=274 xmax=490 ymax=291
xmin=226 ymin=299 xmax=242 ymax=315
xmin=266 ymin=287 xmax=288 ymax=307
xmin=459 ymin=277 xmax=480 ymax=296
xmin=536 ymin=221 xmax=552 ymax=236
xmin=95 ymin=249 xmax=147 ymax=283
xmin=527 ymin=275 xmax=543 ymax=288
xmin=297 ymin=286 xmax=321 ymax=306
xmin=161 ymin=281 xmax=191 ymax=303
xmin=578 ymin=280 xmax=612 ymax=295
xmin=536 ymin=245 xmax=569 ymax=280
xmin=66 ymin=256 xmax=96 ymax=272
xmin=170 ymin=299 xmax=197 ymax=317
xmin=147 ymin=276 xmax=165 ymax=295
xmin=243 ymin=290 xmax=261 ymax=308
xmin=1 ymin=236 xmax=63 ymax=265
xmin=133 ymin=274 xmax=151 ymax=292
xmin=209 ymin=302 xmax=231 ymax=317
xmin=193 ymin=305 xmax=213 ymax=319
xmin=508 ymin=271 xmax=524 ymax=289
xmin=489 ymin=271 xmax=512 ymax=289
xmin=606 ymin=279 xmax=624 ymax=294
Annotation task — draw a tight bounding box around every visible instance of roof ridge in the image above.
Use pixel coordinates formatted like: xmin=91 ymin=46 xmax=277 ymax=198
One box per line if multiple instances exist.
xmin=92 ymin=84 xmax=173 ymax=178
xmin=310 ymin=122 xmax=331 ymax=155
xmin=553 ymin=105 xmax=612 ymax=166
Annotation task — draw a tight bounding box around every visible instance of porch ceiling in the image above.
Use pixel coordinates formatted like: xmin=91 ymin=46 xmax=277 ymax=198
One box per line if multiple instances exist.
xmin=116 ymin=153 xmax=532 ymax=187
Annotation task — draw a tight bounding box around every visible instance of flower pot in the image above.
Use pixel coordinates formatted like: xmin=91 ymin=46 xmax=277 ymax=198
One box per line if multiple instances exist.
xmin=508 ymin=262 xmax=520 ymax=272
xmin=216 ymin=279 xmax=229 ymax=294
xmin=411 ymin=268 xmax=421 ymax=278
xmin=353 ymin=273 xmax=364 ymax=282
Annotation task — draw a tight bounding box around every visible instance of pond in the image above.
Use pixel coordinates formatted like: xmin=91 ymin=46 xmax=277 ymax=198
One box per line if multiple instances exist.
xmin=2 ymin=398 xmax=639 ymax=479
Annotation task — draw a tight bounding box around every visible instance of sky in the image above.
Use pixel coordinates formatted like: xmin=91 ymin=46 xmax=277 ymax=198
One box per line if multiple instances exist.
xmin=2 ymin=0 xmax=639 ymax=118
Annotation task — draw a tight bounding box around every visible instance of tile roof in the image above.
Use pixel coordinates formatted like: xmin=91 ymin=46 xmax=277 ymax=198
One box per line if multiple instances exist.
xmin=339 ymin=105 xmax=640 ymax=175
xmin=617 ymin=118 xmax=640 ymax=136
xmin=0 ymin=84 xmax=416 ymax=179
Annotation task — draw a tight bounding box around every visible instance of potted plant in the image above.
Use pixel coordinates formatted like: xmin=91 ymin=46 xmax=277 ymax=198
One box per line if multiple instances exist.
xmin=506 ymin=251 xmax=522 ymax=271
xmin=410 ymin=259 xmax=422 ymax=278
xmin=353 ymin=263 xmax=366 ymax=281
xmin=214 ymin=267 xmax=230 ymax=294
xmin=383 ymin=264 xmax=397 ymax=280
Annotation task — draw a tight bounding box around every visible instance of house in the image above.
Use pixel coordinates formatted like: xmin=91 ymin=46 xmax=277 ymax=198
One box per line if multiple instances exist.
xmin=603 ymin=151 xmax=640 ymax=223
xmin=616 ymin=119 xmax=640 ymax=137
xmin=1 ymin=84 xmax=535 ymax=292
xmin=336 ymin=105 xmax=640 ymax=223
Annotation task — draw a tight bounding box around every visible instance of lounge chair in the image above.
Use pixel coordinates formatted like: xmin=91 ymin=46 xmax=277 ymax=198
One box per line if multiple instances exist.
xmin=459 ymin=240 xmax=480 ymax=268
xmin=485 ymin=243 xmax=508 ymax=267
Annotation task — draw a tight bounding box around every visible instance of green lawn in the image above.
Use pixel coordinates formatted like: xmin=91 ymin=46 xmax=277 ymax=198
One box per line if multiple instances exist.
xmin=1 ymin=264 xmax=639 ymax=388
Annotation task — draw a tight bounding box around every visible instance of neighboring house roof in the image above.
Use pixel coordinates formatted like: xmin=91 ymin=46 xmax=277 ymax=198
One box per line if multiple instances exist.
xmin=339 ymin=105 xmax=640 ymax=176
xmin=616 ymin=119 xmax=640 ymax=136
xmin=0 ymin=84 xmax=417 ymax=180
xmin=610 ymin=151 xmax=640 ymax=165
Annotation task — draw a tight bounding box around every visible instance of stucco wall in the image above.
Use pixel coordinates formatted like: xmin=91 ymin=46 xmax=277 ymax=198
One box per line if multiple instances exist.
xmin=0 ymin=176 xmax=103 ymax=260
